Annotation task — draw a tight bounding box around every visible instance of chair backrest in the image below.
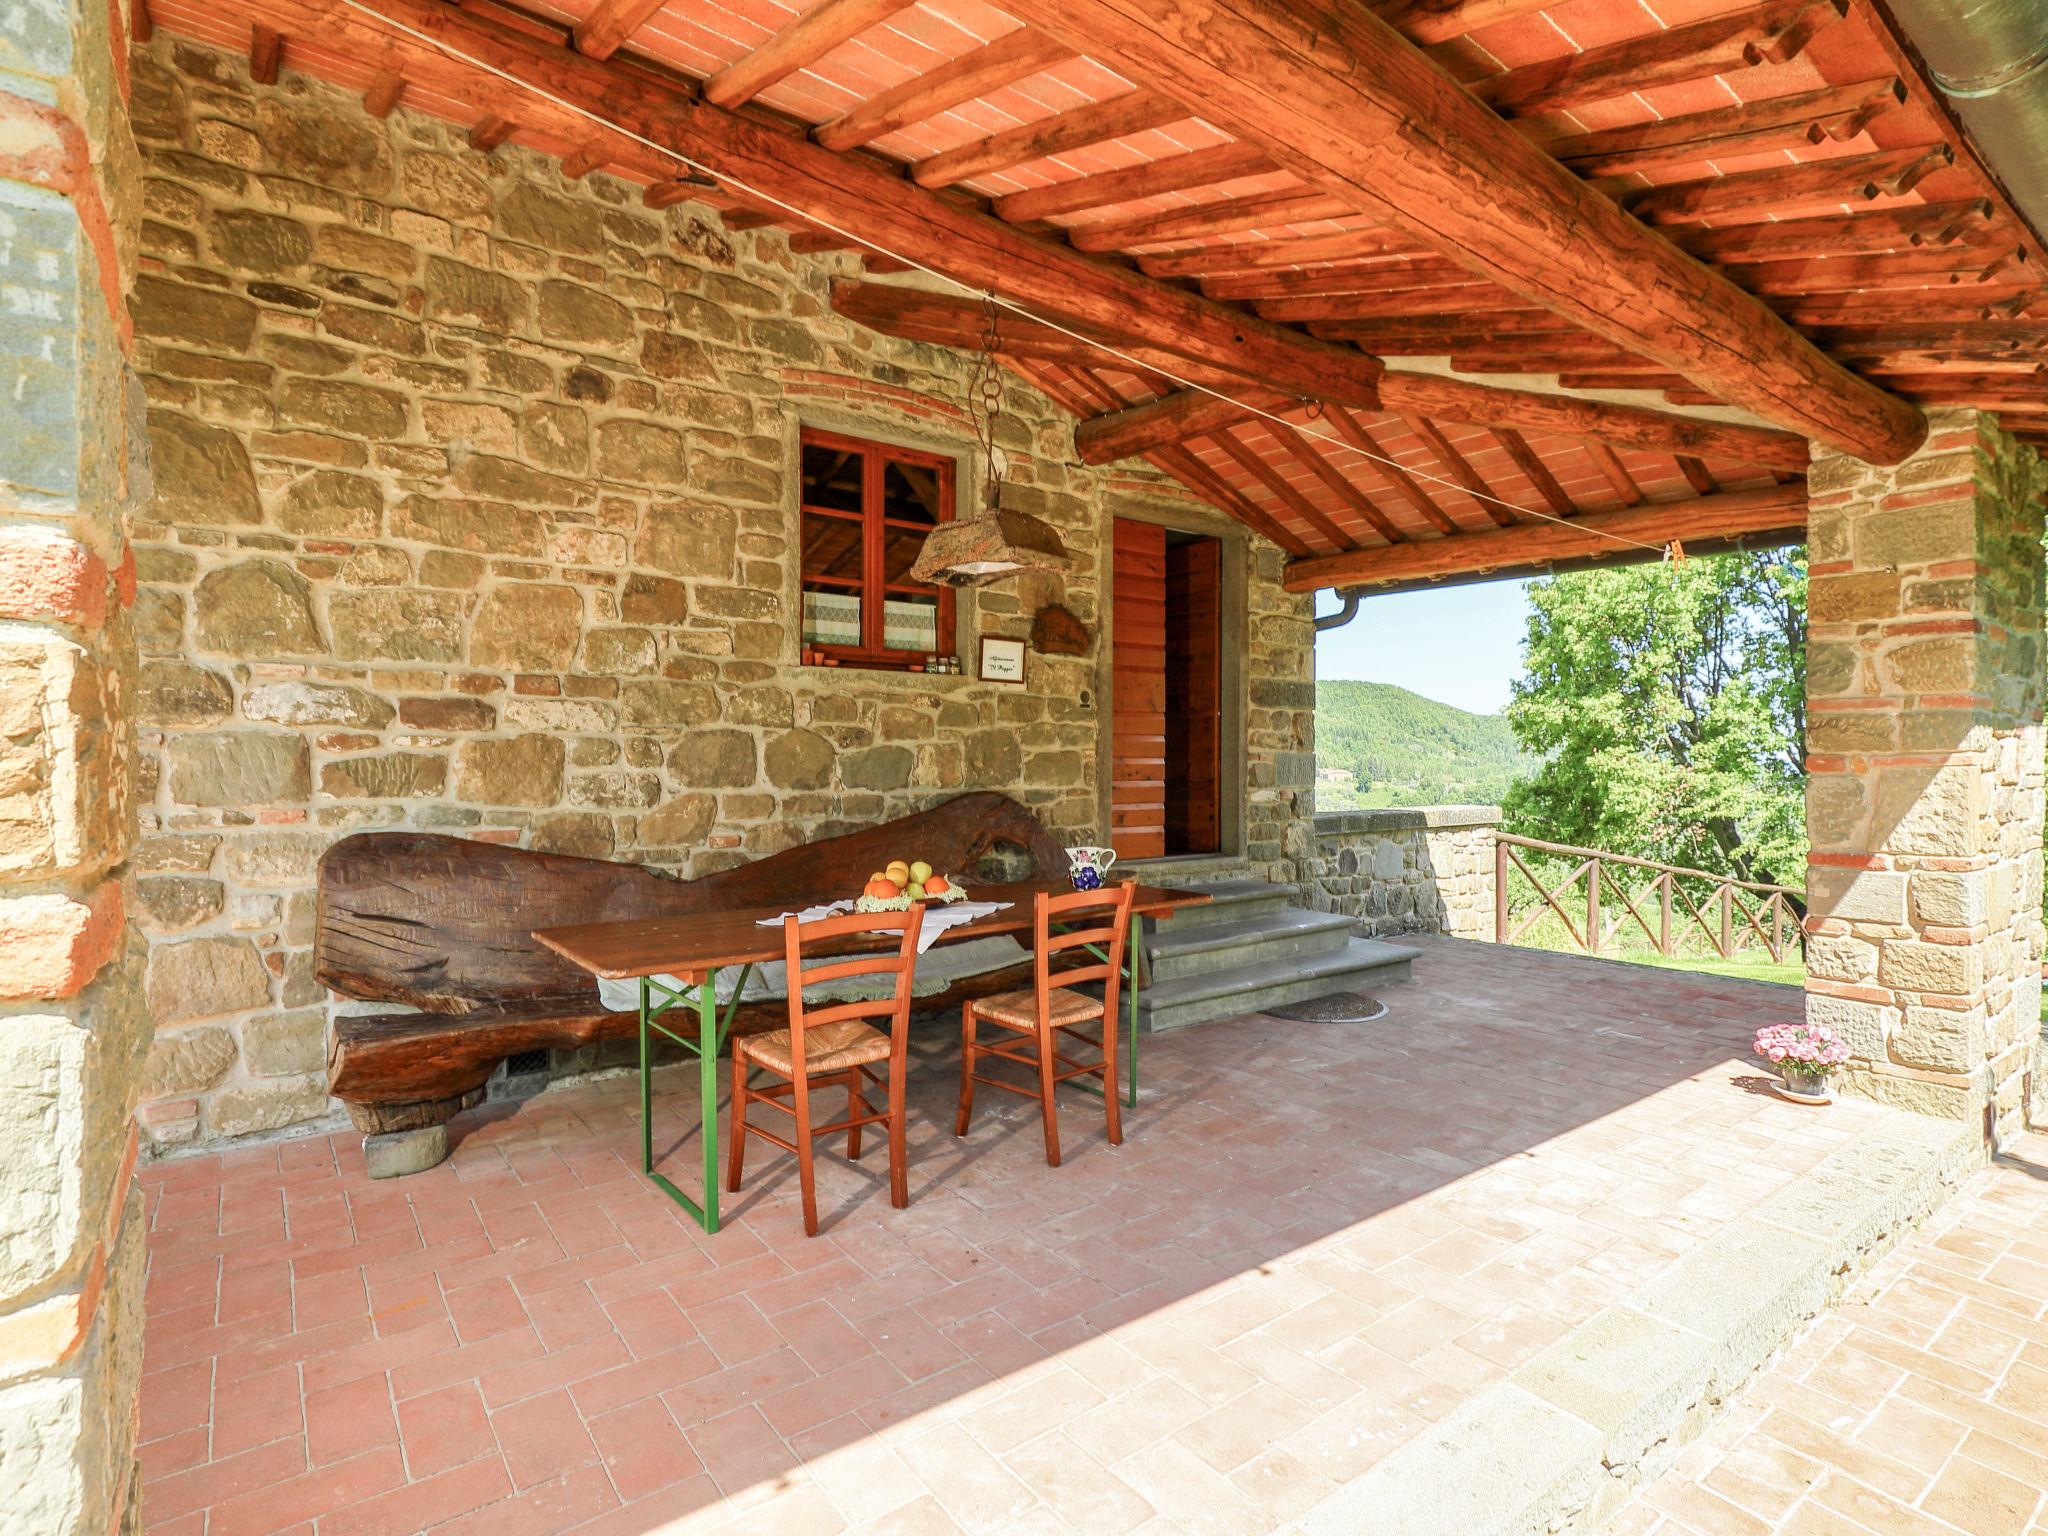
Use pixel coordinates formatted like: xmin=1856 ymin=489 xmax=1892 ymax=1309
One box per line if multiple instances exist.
xmin=1033 ymin=881 xmax=1137 ymax=1019
xmin=780 ymin=906 xmax=927 ymax=1075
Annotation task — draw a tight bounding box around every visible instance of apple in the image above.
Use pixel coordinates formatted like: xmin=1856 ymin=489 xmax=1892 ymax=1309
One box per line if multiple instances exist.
xmin=868 ymin=870 xmax=887 ymax=884
xmin=909 ymin=859 xmax=933 ymax=884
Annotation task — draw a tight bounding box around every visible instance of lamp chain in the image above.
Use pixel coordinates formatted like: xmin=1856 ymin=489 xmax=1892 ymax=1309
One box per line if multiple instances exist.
xmin=970 ymin=295 xmax=1005 ymax=510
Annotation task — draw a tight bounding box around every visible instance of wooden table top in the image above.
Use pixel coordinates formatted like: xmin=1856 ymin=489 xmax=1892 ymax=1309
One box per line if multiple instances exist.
xmin=534 ymin=880 xmax=1210 ymax=980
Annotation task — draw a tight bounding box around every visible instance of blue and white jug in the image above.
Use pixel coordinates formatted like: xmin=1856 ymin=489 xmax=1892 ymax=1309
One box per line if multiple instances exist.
xmin=1065 ymin=845 xmax=1117 ymax=891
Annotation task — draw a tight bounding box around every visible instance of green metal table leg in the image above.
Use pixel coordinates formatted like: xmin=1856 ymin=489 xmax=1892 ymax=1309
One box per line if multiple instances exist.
xmin=1126 ymin=952 xmax=1140 ymax=1109
xmin=639 ymin=970 xmax=723 ymax=1233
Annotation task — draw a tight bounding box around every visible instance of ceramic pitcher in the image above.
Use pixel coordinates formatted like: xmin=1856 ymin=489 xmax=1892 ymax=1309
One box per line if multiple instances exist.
xmin=1065 ymin=845 xmax=1117 ymax=891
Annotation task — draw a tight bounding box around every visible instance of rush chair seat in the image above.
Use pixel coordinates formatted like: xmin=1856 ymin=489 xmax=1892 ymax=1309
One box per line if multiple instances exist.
xmin=955 ymin=880 xmax=1137 ymax=1167
xmin=727 ymin=905 xmax=925 ymax=1236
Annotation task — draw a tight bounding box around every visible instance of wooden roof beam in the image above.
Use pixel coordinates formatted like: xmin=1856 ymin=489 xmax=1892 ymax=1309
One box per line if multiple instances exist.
xmin=996 ymin=141 xmax=1277 ymax=225
xmin=286 ymin=0 xmax=1387 ymax=410
xmin=910 ymin=89 xmax=1185 ymax=188
xmin=1373 ymin=0 xmax=1558 ymax=45
xmin=1211 ymin=428 xmax=1361 ymax=552
xmin=1670 ymin=202 xmax=1996 ymax=263
xmin=1071 ymin=188 xmax=1353 ymax=253
xmin=1076 ymin=386 xmax=1293 ymax=465
xmin=1550 ymin=78 xmax=1906 ymax=180
xmin=251 ymin=22 xmax=283 ymax=83
xmin=1265 ymin=421 xmax=1410 ymax=544
xmin=573 ymin=0 xmax=668 ymax=61
xmin=1322 ymin=411 xmax=1460 ymax=535
xmin=1494 ymin=428 xmax=1577 ymax=517
xmin=1001 ymin=0 xmax=1927 ymax=463
xmin=365 ymin=68 xmax=405 ymax=118
xmin=1476 ymin=0 xmax=1847 ymax=119
xmin=1284 ymin=483 xmax=1808 ymax=591
xmin=1627 ymin=144 xmax=1955 ymax=223
xmin=814 ymin=29 xmax=1072 ymax=152
xmin=704 ymin=0 xmax=916 ymax=106
xmin=1406 ymin=417 xmax=1514 ymax=526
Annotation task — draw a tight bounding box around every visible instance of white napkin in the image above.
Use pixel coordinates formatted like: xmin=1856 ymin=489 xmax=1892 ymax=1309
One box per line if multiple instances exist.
xmin=751 ymin=899 xmax=1014 ymax=952
xmin=912 ymin=900 xmax=1010 ymax=951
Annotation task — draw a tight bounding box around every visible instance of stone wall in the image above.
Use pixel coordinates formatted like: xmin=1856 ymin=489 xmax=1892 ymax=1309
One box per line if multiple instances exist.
xmin=123 ymin=38 xmax=1315 ymax=1150
xmin=1307 ymin=807 xmax=1499 ymax=939
xmin=1805 ymin=409 xmax=2047 ymax=1144
xmin=0 ymin=0 xmax=152 ymax=1529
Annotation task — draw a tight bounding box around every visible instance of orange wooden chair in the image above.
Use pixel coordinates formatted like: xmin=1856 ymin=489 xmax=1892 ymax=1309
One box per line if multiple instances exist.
xmin=727 ymin=905 xmax=925 ymax=1236
xmin=955 ymin=880 xmax=1137 ymax=1166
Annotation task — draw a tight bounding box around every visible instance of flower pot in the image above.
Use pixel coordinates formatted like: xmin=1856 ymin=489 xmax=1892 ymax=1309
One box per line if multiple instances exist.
xmin=1778 ymin=1068 xmax=1831 ymax=1104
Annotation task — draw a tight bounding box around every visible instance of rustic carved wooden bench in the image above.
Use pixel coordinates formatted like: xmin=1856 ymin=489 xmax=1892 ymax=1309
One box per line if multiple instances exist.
xmin=318 ymin=791 xmax=1067 ymax=1175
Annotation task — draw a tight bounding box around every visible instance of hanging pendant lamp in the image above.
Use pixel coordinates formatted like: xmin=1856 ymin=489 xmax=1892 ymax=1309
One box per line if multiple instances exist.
xmin=909 ymin=296 xmax=1072 ymax=588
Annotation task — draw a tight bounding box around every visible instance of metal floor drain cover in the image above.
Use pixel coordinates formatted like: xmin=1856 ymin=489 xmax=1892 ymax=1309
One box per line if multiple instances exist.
xmin=1263 ymin=991 xmax=1389 ymax=1024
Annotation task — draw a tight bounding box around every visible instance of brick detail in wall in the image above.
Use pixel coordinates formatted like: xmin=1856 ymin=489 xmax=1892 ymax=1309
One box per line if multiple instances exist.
xmin=1804 ymin=408 xmax=2048 ymax=1143
xmin=122 ymin=37 xmax=1317 ymax=1149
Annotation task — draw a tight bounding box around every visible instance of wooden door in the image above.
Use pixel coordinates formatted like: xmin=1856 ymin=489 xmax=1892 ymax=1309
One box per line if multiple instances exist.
xmin=1165 ymin=538 xmax=1222 ymax=854
xmin=1111 ymin=519 xmax=1166 ymax=860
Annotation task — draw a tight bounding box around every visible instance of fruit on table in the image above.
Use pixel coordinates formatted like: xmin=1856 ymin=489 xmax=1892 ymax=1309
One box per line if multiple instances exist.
xmin=925 ymin=874 xmax=950 ymax=895
xmin=885 ymin=859 xmax=911 ymax=885
xmin=909 ymin=859 xmax=933 ymax=884
xmin=864 ymin=877 xmax=900 ymax=899
xmin=904 ymin=881 xmax=926 ymax=900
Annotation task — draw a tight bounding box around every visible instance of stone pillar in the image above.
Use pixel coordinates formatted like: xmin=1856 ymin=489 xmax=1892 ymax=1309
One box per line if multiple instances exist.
xmin=0 ymin=0 xmax=151 ymax=1531
xmin=1805 ymin=409 xmax=2046 ymax=1145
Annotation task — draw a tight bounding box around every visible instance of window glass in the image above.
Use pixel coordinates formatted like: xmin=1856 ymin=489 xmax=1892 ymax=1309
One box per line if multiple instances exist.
xmin=796 ymin=431 xmax=957 ymax=669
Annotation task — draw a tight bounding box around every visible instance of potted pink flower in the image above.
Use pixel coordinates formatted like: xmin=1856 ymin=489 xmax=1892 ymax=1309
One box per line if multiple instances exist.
xmin=1753 ymin=1021 xmax=1850 ymax=1103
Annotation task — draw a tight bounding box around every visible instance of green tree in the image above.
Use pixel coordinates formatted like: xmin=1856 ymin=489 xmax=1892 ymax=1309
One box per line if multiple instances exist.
xmin=1503 ymin=549 xmax=1806 ymax=887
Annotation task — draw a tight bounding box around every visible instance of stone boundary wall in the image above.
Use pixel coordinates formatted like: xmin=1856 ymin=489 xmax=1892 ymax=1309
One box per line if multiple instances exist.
xmin=122 ymin=38 xmax=1315 ymax=1151
xmin=1308 ymin=807 xmax=1500 ymax=939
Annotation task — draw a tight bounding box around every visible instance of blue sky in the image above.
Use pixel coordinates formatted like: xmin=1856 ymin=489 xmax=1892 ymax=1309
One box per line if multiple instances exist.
xmin=1314 ymin=580 xmax=1533 ymax=716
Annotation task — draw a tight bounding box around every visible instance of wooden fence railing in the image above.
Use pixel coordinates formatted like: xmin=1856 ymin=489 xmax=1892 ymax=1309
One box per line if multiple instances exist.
xmin=1493 ymin=834 xmax=1802 ymax=962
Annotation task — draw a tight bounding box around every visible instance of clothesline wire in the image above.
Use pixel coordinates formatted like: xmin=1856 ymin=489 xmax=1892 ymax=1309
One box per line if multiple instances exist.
xmin=341 ymin=0 xmax=1679 ymax=561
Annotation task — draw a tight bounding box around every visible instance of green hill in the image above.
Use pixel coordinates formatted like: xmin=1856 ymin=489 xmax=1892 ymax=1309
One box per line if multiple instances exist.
xmin=1314 ymin=680 xmax=1535 ymax=810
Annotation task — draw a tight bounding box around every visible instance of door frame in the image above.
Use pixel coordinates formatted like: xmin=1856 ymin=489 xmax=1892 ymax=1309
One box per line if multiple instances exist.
xmin=1095 ymin=502 xmax=1249 ymax=866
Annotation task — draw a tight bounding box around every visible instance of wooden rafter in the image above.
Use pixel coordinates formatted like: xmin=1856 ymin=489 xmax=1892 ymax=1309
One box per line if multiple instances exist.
xmin=1284 ymin=484 xmax=1809 ymax=592
xmin=1076 ymin=387 xmax=1291 ymax=465
xmin=1071 ymin=188 xmax=1353 ymax=253
xmin=1210 ymin=428 xmax=1358 ymax=551
xmin=1627 ymin=144 xmax=1955 ymax=223
xmin=1473 ymin=0 xmax=1847 ymax=119
xmin=1582 ymin=442 xmax=1646 ymax=506
xmin=574 ymin=0 xmax=668 ymax=60
xmin=995 ymin=141 xmax=1275 ymax=224
xmin=250 ymin=22 xmax=282 ymax=82
xmin=998 ymin=0 xmax=1928 ymax=462
xmin=467 ymin=113 xmax=517 ymax=151
xmin=910 ymin=89 xmax=1184 ymax=187
xmin=1406 ymin=417 xmax=1512 ymax=527
xmin=1372 ymin=0 xmax=1555 ymax=45
xmin=1322 ymin=411 xmax=1459 ymax=535
xmin=704 ymin=0 xmax=916 ymax=107
xmin=285 ymin=0 xmax=1389 ymax=410
xmin=364 ymin=67 xmax=404 ymax=117
xmin=813 ymin=29 xmax=1072 ymax=152
xmin=1546 ymin=78 xmax=1904 ymax=179
xmin=1671 ymin=202 xmax=1996 ymax=264
xmin=1494 ymin=428 xmax=1577 ymax=518
xmin=1264 ymin=420 xmax=1408 ymax=544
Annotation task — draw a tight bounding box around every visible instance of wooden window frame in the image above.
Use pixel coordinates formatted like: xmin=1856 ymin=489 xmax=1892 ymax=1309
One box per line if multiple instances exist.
xmin=799 ymin=427 xmax=958 ymax=672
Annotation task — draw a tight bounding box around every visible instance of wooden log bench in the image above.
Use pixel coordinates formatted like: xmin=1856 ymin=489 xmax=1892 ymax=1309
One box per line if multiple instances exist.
xmin=318 ymin=791 xmax=1067 ymax=1175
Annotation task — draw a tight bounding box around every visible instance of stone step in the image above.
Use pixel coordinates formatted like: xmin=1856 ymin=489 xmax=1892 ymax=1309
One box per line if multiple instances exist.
xmin=1144 ymin=907 xmax=1360 ymax=982
xmin=1145 ymin=877 xmax=1305 ymax=933
xmin=1134 ymin=936 xmax=1418 ymax=1033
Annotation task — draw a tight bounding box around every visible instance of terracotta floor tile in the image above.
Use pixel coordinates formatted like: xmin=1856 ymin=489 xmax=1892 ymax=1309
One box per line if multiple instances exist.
xmin=490 ymin=1387 xmax=601 ymax=1491
xmin=396 ymin=1381 xmax=498 ymax=1479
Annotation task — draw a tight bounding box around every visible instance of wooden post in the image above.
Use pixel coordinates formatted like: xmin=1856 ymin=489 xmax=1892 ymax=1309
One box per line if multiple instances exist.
xmin=1720 ymin=886 xmax=1734 ymax=958
xmin=1494 ymin=837 xmax=1510 ymax=944
xmin=1586 ymin=857 xmax=1601 ymax=956
xmin=1660 ymin=873 xmax=1673 ymax=957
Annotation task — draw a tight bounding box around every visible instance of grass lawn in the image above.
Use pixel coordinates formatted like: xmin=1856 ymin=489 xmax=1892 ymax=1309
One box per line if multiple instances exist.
xmin=1504 ymin=907 xmax=1804 ymax=988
